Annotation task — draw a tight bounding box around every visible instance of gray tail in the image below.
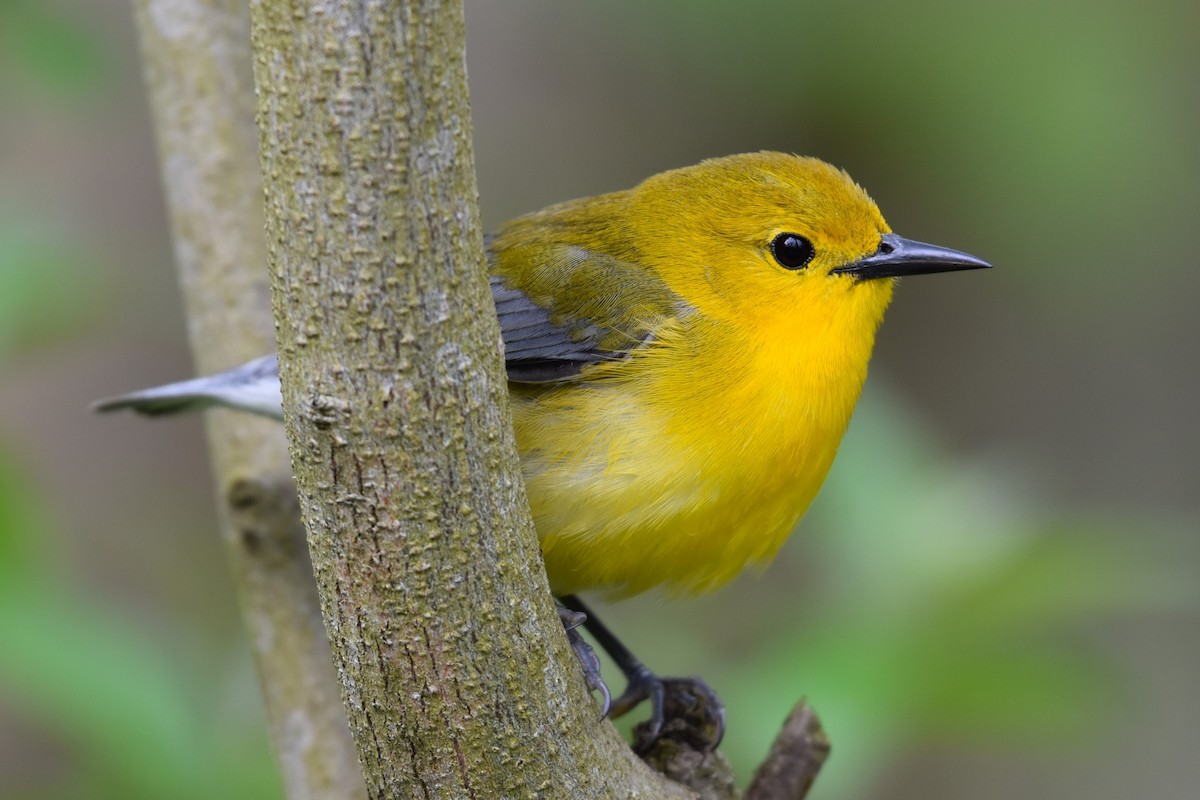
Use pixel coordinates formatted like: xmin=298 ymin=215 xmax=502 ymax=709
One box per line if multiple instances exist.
xmin=91 ymin=354 xmax=282 ymax=419
xmin=91 ymin=381 xmax=225 ymax=416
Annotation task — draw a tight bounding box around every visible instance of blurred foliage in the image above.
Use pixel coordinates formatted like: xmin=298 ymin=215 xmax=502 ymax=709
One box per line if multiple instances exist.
xmin=2 ymin=0 xmax=1198 ymax=798
xmin=0 ymin=215 xmax=100 ymax=357
xmin=0 ymin=0 xmax=107 ymax=356
xmin=0 ymin=0 xmax=107 ymax=98
xmin=0 ymin=449 xmax=281 ymax=800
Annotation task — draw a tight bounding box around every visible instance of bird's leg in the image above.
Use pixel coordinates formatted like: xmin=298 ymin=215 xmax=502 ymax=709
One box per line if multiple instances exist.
xmin=557 ymin=604 xmax=611 ymax=716
xmin=559 ymin=594 xmax=726 ymax=751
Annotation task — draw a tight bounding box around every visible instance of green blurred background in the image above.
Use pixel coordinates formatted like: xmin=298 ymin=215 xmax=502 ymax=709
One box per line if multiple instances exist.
xmin=1 ymin=0 xmax=1197 ymax=797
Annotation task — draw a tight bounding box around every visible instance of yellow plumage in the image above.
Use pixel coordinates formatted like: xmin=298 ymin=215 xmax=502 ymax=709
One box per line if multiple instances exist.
xmin=494 ymin=153 xmax=900 ymax=595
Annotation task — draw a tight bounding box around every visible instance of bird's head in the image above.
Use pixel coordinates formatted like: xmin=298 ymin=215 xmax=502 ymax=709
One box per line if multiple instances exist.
xmin=628 ymin=152 xmax=989 ymax=333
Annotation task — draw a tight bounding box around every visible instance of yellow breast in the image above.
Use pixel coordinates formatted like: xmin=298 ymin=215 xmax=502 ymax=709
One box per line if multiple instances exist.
xmin=512 ymin=285 xmax=888 ymax=596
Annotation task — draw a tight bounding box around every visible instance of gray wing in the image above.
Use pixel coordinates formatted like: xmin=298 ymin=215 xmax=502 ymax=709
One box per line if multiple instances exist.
xmin=491 ymin=277 xmax=623 ymax=382
xmin=487 ymin=238 xmax=679 ymax=383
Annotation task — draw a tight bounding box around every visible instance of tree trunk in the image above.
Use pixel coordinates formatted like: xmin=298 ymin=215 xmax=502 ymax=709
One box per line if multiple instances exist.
xmin=131 ymin=1 xmax=367 ymax=797
xmin=247 ymin=0 xmax=693 ymax=797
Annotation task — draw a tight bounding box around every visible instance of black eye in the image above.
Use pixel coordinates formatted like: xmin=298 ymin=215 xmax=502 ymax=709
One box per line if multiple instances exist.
xmin=770 ymin=233 xmax=815 ymax=270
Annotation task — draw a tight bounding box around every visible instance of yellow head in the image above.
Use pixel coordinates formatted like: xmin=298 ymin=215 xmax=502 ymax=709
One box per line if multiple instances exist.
xmin=625 ymin=152 xmax=985 ymax=335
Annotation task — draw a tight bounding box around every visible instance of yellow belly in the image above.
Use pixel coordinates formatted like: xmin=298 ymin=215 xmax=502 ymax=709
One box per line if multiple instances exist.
xmin=510 ymin=316 xmax=873 ymax=596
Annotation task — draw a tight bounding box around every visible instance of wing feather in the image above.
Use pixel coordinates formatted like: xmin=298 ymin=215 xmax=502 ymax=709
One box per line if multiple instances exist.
xmin=488 ymin=239 xmax=679 ymax=383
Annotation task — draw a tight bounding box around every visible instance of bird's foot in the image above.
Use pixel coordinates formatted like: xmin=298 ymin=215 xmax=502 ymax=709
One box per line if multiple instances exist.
xmin=556 ymin=599 xmax=724 ymax=753
xmin=622 ymin=672 xmax=725 ymax=755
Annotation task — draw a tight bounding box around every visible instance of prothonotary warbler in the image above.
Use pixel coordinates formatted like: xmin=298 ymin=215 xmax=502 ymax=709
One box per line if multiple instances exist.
xmin=95 ymin=151 xmax=990 ymax=741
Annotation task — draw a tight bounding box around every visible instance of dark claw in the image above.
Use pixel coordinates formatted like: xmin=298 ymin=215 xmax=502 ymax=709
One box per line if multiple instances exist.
xmin=557 ymin=605 xmax=612 ymax=717
xmin=594 ymin=672 xmax=612 ymax=718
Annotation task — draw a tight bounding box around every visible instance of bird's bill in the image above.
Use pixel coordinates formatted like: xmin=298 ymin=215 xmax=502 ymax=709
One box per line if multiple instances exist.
xmin=833 ymin=233 xmax=991 ymax=280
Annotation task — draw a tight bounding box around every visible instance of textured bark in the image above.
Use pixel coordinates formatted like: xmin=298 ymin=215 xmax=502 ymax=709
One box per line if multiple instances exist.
xmin=130 ymin=1 xmax=367 ymax=797
xmin=248 ymin=1 xmax=694 ymax=797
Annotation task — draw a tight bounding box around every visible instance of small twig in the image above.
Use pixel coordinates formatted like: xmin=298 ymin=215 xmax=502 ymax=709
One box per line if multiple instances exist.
xmin=745 ymin=701 xmax=831 ymax=800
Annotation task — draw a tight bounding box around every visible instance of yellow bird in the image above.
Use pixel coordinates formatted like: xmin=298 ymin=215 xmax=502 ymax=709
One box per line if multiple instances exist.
xmin=96 ymin=152 xmax=989 ymax=739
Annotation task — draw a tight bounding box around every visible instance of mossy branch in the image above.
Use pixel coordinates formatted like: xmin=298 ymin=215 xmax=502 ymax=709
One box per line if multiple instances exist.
xmin=247 ymin=0 xmax=696 ymax=797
